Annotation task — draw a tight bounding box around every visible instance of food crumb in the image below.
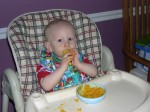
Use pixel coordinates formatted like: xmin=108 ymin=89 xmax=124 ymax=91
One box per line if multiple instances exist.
xmin=60 ymin=109 xmax=66 ymax=112
xmin=76 ymin=108 xmax=82 ymax=112
xmin=58 ymin=103 xmax=65 ymax=109
xmin=74 ymin=98 xmax=79 ymax=102
xmin=57 ymin=103 xmax=66 ymax=112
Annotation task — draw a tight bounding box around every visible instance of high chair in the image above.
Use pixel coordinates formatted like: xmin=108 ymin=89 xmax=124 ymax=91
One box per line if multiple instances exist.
xmin=2 ymin=9 xmax=115 ymax=112
xmin=122 ymin=0 xmax=150 ymax=82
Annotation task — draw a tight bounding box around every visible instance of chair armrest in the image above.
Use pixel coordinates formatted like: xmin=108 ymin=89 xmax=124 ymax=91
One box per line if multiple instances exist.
xmin=101 ymin=45 xmax=115 ymax=71
xmin=123 ymin=48 xmax=150 ymax=67
xmin=2 ymin=68 xmax=24 ymax=112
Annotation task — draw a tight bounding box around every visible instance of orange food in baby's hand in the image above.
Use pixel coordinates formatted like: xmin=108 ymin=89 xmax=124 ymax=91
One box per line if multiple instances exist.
xmin=62 ymin=49 xmax=74 ymax=65
xmin=62 ymin=49 xmax=69 ymax=56
xmin=62 ymin=49 xmax=74 ymax=56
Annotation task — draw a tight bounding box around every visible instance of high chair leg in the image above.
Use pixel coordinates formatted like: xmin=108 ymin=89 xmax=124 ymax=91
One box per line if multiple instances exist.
xmin=2 ymin=93 xmax=9 ymax=112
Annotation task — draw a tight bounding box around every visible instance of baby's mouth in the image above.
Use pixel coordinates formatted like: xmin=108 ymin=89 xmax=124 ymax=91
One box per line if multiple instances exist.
xmin=62 ymin=49 xmax=74 ymax=56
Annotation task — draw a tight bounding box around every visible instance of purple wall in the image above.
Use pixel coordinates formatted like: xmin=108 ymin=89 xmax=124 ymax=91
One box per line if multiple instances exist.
xmin=0 ymin=0 xmax=122 ymax=27
xmin=97 ymin=19 xmax=124 ymax=70
xmin=0 ymin=1 xmax=123 ymax=112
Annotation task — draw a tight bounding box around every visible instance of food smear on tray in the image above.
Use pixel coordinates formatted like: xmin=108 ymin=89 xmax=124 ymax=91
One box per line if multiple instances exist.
xmin=55 ymin=98 xmax=82 ymax=112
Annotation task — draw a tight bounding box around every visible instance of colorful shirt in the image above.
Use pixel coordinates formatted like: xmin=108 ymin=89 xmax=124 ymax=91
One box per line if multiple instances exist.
xmin=36 ymin=48 xmax=92 ymax=91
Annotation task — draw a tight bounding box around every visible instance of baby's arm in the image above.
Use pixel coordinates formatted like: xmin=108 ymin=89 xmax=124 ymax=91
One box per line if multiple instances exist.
xmin=40 ymin=53 xmax=74 ymax=91
xmin=75 ymin=61 xmax=97 ymax=77
xmin=40 ymin=67 xmax=65 ymax=91
xmin=72 ymin=49 xmax=97 ymax=77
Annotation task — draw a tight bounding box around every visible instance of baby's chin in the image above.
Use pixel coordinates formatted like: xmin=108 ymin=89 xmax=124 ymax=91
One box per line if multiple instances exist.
xmin=57 ymin=55 xmax=63 ymax=58
xmin=53 ymin=53 xmax=62 ymax=58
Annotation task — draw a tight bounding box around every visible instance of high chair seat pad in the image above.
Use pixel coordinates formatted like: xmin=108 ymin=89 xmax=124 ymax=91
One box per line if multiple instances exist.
xmin=7 ymin=9 xmax=102 ymax=101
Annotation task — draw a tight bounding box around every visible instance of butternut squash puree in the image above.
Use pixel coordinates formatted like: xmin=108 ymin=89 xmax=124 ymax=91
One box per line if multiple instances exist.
xmin=62 ymin=49 xmax=74 ymax=65
xmin=78 ymin=84 xmax=105 ymax=98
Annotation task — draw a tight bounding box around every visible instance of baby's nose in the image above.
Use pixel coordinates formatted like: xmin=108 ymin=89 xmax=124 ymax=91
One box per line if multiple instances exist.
xmin=64 ymin=40 xmax=70 ymax=47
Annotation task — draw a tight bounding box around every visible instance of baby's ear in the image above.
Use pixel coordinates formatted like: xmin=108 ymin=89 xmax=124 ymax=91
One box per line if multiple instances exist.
xmin=45 ymin=41 xmax=52 ymax=52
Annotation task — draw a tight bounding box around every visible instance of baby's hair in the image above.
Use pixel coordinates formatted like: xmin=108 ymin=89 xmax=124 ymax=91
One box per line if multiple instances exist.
xmin=44 ymin=19 xmax=74 ymax=38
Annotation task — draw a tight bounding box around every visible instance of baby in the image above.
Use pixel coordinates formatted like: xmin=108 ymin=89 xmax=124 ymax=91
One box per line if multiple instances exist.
xmin=36 ymin=19 xmax=97 ymax=92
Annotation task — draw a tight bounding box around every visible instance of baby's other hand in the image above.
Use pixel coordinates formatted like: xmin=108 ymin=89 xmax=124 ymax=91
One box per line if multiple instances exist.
xmin=71 ymin=48 xmax=80 ymax=66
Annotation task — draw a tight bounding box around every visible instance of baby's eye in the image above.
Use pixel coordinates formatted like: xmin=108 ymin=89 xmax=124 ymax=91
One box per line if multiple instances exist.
xmin=69 ymin=37 xmax=75 ymax=41
xmin=68 ymin=38 xmax=72 ymax=41
xmin=58 ymin=39 xmax=62 ymax=42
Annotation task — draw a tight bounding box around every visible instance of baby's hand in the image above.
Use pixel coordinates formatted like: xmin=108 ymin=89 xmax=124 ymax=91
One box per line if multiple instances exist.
xmin=60 ymin=52 xmax=74 ymax=70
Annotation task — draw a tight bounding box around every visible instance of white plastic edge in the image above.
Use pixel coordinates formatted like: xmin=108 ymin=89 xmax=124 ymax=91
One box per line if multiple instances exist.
xmin=0 ymin=9 xmax=123 ymax=40
xmin=0 ymin=27 xmax=7 ymax=40
xmin=101 ymin=45 xmax=115 ymax=71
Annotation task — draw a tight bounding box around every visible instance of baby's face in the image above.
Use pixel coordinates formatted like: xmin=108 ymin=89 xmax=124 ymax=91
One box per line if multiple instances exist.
xmin=46 ymin=23 xmax=77 ymax=58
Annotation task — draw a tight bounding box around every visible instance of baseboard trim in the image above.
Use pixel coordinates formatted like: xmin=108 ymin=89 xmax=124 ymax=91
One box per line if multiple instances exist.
xmin=88 ymin=9 xmax=122 ymax=22
xmin=0 ymin=28 xmax=7 ymax=40
xmin=0 ymin=9 xmax=122 ymax=40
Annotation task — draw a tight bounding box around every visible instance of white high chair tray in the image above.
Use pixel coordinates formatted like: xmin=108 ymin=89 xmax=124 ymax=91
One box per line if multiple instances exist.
xmin=25 ymin=70 xmax=150 ymax=112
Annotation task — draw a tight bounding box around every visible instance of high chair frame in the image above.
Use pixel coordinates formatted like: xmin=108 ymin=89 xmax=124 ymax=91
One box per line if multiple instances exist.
xmin=2 ymin=9 xmax=115 ymax=112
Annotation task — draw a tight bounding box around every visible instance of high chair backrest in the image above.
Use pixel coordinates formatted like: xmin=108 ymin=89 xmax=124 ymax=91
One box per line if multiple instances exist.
xmin=7 ymin=9 xmax=102 ymax=101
